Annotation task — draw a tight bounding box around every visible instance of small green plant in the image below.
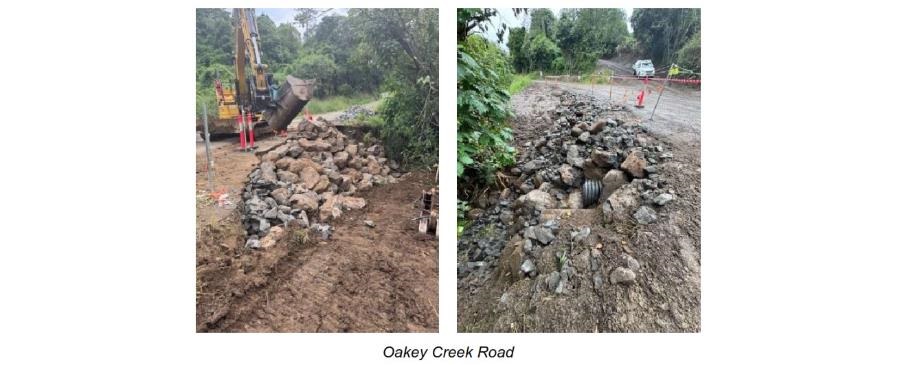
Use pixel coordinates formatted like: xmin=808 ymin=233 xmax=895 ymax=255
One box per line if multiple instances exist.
xmin=457 ymin=199 xmax=470 ymax=237
xmin=291 ymin=228 xmax=308 ymax=246
xmin=557 ymin=250 xmax=568 ymax=270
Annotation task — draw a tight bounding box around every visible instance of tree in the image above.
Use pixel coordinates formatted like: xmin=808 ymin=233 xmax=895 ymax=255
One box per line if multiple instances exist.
xmin=676 ymin=31 xmax=701 ymax=72
xmin=528 ymin=8 xmax=556 ymax=38
xmin=523 ymin=33 xmax=560 ymax=72
xmin=631 ymin=8 xmax=700 ymax=67
xmin=196 ymin=9 xmax=233 ymax=68
xmin=507 ymin=27 xmax=528 ymax=73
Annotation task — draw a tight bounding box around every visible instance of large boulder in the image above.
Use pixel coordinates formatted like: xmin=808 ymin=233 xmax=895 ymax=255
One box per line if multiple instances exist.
xmin=342 ymin=196 xmax=366 ymax=210
xmin=319 ymin=194 xmax=342 ymax=221
xmin=298 ymin=166 xmax=320 ymax=190
xmin=298 ymin=138 xmax=331 ymax=152
xmin=312 ymin=175 xmax=331 ymax=193
xmin=276 ymin=170 xmax=299 ymax=184
xmin=591 ymin=149 xmax=617 ymax=168
xmin=600 ymin=169 xmax=627 ymax=202
xmin=259 ymin=226 xmax=284 ymax=249
xmin=516 ymin=190 xmax=556 ymax=212
xmin=333 ymin=151 xmax=349 ymax=169
xmin=275 ymin=157 xmax=296 ymax=170
xmin=602 ymin=184 xmax=640 ymax=223
xmin=289 ymin=192 xmax=319 ymax=213
xmin=621 ymin=150 xmax=647 ymax=178
xmin=288 ymin=158 xmax=322 ymax=174
xmin=558 ymin=164 xmax=579 ymax=187
xmin=345 ymin=144 xmax=359 ymax=157
xmin=258 ymin=161 xmax=278 ymax=185
xmin=270 ymin=188 xmax=291 ymax=206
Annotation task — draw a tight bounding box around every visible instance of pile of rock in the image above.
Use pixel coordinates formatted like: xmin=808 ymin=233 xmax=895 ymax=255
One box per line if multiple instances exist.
xmin=458 ymin=90 xmax=678 ymax=282
xmin=511 ymin=90 xmax=676 ymax=221
xmin=336 ymin=105 xmax=376 ymax=123
xmin=242 ymin=119 xmax=399 ymax=248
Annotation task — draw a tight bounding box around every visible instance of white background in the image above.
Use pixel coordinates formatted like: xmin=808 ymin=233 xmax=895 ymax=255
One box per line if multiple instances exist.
xmin=2 ymin=0 xmax=899 ymax=363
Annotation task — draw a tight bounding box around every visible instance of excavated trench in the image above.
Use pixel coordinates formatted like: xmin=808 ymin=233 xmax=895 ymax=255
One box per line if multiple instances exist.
xmin=458 ymin=89 xmax=692 ymax=332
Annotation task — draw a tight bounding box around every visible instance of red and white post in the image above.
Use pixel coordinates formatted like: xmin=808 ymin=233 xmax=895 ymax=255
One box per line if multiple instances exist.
xmin=246 ymin=111 xmax=255 ymax=149
xmin=237 ymin=112 xmax=246 ymax=151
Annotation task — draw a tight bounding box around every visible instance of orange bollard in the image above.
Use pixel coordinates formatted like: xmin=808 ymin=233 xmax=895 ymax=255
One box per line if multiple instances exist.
xmin=246 ymin=112 xmax=255 ymax=149
xmin=237 ymin=114 xmax=247 ymax=150
xmin=635 ymin=90 xmax=646 ymax=108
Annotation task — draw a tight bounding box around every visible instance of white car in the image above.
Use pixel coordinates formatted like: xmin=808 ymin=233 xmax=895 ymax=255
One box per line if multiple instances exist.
xmin=632 ymin=59 xmax=655 ymax=77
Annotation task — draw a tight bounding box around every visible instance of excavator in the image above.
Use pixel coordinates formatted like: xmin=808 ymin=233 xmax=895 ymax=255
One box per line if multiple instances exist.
xmin=204 ymin=8 xmax=314 ymax=137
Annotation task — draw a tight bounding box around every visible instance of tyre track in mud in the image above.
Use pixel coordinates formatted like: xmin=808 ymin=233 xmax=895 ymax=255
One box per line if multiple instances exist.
xmin=204 ymin=171 xmax=438 ymax=333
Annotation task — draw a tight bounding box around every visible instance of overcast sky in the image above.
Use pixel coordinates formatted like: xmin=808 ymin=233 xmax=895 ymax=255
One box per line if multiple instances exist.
xmin=256 ymin=8 xmax=349 ymax=31
xmin=484 ymin=8 xmax=633 ymax=50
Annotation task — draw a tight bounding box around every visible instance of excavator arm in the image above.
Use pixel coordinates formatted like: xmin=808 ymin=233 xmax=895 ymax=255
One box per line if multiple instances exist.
xmin=206 ymin=8 xmax=315 ymax=135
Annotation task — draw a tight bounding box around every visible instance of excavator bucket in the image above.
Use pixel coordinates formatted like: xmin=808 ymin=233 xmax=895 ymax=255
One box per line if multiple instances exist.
xmin=264 ymin=76 xmax=315 ymax=131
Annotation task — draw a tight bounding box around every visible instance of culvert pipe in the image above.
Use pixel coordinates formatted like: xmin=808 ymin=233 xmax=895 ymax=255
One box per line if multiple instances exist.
xmin=582 ymin=179 xmax=602 ymax=207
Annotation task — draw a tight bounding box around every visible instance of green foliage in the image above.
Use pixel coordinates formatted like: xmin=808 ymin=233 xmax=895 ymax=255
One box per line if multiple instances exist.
xmin=507 ymin=27 xmax=528 ymax=73
xmin=508 ymin=74 xmax=534 ymax=95
xmin=462 ymin=35 xmax=512 ymax=88
xmin=305 ymin=94 xmax=379 ymax=114
xmin=457 ymin=43 xmax=516 ymax=185
xmin=528 ymin=9 xmax=556 ymax=37
xmin=676 ymin=31 xmax=701 ymax=73
xmin=379 ymin=78 xmax=438 ymax=167
xmin=289 ymin=52 xmax=339 ymax=96
xmin=631 ymin=8 xmax=701 ymax=67
xmin=522 ymin=33 xmax=560 ymax=72
xmin=616 ymin=35 xmax=639 ymax=55
xmin=457 ymin=199 xmax=470 ymax=237
xmin=195 ymin=8 xmax=437 ymax=167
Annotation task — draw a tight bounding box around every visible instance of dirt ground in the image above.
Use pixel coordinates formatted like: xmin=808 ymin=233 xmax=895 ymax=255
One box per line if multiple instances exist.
xmin=196 ymin=117 xmax=438 ymax=333
xmin=457 ymin=79 xmax=701 ymax=332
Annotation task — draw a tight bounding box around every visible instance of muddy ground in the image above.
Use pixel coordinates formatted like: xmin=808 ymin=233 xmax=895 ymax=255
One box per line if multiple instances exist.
xmin=457 ymin=80 xmax=700 ymax=332
xmin=196 ymin=117 xmax=438 ymax=333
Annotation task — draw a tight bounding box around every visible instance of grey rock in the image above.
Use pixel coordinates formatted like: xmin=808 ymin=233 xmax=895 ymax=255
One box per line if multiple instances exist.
xmin=558 ymin=164 xmax=578 ymax=187
xmin=521 ymin=259 xmax=537 ymax=276
xmin=600 ymin=169 xmax=627 ymax=203
xmin=258 ymin=161 xmax=278 ymax=185
xmin=578 ymin=132 xmax=591 ymax=143
xmin=263 ymin=206 xmax=279 ymax=219
xmin=517 ymin=190 xmax=556 ymax=212
xmin=258 ymin=218 xmax=270 ymax=233
xmin=270 ymin=188 xmax=291 ymax=206
xmin=499 ymin=210 xmax=514 ymax=225
xmin=602 ymin=184 xmax=640 ymax=223
xmin=653 ymin=193 xmax=674 ymax=206
xmin=621 ymin=150 xmax=647 ymax=178
xmin=245 ymin=236 xmax=261 ymax=249
xmin=547 ymin=271 xmax=561 ymax=291
xmin=610 ymin=267 xmax=636 ymax=285
xmin=310 ymin=223 xmax=332 ymax=240
xmin=571 ymin=227 xmax=591 ymax=243
xmin=524 ymin=225 xmax=555 ymax=245
xmin=296 ymin=211 xmax=309 ymax=228
xmin=591 ymin=149 xmax=617 ymax=168
xmin=621 ymin=254 xmax=641 ymax=271
xmin=276 ymin=170 xmax=299 ymax=184
xmin=364 ymin=220 xmax=375 ymax=227
xmin=633 ymin=206 xmax=658 ymax=224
